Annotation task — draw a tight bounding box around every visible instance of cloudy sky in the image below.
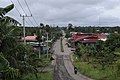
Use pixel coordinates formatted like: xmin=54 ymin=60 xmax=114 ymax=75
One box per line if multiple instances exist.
xmin=1 ymin=0 xmax=120 ymax=27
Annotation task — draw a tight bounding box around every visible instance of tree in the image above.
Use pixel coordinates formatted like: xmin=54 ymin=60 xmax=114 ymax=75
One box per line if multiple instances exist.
xmin=0 ymin=4 xmax=22 ymax=79
xmin=68 ymin=23 xmax=73 ymax=29
xmin=0 ymin=4 xmax=38 ymax=80
xmin=40 ymin=23 xmax=44 ymax=28
xmin=0 ymin=4 xmax=21 ymax=49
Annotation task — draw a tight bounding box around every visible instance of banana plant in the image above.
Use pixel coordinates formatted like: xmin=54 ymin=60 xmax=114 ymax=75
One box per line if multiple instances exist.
xmin=0 ymin=4 xmax=39 ymax=80
xmin=0 ymin=4 xmax=21 ymax=48
xmin=0 ymin=4 xmax=21 ymax=25
xmin=0 ymin=53 xmax=9 ymax=71
xmin=0 ymin=53 xmax=21 ymax=80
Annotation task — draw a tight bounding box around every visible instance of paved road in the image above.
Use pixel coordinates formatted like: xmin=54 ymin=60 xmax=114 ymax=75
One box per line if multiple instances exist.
xmin=54 ymin=55 xmax=75 ymax=80
xmin=53 ymin=30 xmax=93 ymax=80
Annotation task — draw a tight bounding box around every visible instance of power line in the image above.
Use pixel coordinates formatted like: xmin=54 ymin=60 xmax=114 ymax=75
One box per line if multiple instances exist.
xmin=16 ymin=0 xmax=26 ymax=14
xmin=33 ymin=16 xmax=38 ymax=26
xmin=10 ymin=0 xmax=21 ymax=15
xmin=28 ymin=17 xmax=35 ymax=27
xmin=24 ymin=0 xmax=38 ymax=26
xmin=16 ymin=0 xmax=35 ymax=26
xmin=25 ymin=20 xmax=30 ymax=26
xmin=24 ymin=0 xmax=32 ymax=15
xmin=9 ymin=0 xmax=30 ymax=26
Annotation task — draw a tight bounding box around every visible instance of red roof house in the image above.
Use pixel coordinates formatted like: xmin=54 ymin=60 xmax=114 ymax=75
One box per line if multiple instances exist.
xmin=22 ymin=36 xmax=37 ymax=41
xmin=69 ymin=32 xmax=108 ymax=44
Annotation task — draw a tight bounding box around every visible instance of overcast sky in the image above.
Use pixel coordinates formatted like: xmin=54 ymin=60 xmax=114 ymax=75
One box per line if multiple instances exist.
xmin=1 ymin=0 xmax=120 ymax=27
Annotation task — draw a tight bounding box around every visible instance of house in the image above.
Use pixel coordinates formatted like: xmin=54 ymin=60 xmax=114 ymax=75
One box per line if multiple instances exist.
xmin=22 ymin=36 xmax=37 ymax=42
xmin=21 ymin=35 xmax=47 ymax=45
xmin=97 ymin=33 xmax=108 ymax=41
xmin=68 ymin=32 xmax=108 ymax=46
xmin=20 ymin=35 xmax=51 ymax=53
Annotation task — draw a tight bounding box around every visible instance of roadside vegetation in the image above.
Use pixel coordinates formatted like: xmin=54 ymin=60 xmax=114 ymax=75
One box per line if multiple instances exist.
xmin=64 ymin=24 xmax=120 ymax=80
xmin=73 ymin=33 xmax=120 ymax=80
xmin=22 ymin=72 xmax=53 ymax=80
xmin=0 ymin=4 xmax=62 ymax=80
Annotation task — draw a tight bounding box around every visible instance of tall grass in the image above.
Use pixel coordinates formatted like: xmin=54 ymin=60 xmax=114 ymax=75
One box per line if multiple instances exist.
xmin=73 ymin=54 xmax=120 ymax=80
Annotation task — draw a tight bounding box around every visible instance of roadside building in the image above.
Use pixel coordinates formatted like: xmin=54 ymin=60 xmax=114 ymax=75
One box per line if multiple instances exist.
xmin=67 ymin=32 xmax=108 ymax=47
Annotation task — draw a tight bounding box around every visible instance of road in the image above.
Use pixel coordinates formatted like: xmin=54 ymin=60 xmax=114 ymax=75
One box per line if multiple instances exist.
xmin=54 ymin=55 xmax=75 ymax=80
xmin=53 ymin=30 xmax=93 ymax=80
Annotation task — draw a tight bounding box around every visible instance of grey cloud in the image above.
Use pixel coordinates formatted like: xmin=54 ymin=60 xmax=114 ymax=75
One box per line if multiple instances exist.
xmin=101 ymin=0 xmax=120 ymax=10
xmin=1 ymin=0 xmax=120 ymax=26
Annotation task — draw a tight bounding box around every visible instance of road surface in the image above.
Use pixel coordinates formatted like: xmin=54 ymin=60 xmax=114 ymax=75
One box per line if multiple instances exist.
xmin=53 ymin=30 xmax=93 ymax=80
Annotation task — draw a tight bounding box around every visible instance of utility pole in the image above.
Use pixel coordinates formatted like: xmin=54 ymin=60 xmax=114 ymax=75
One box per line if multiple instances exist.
xmin=20 ymin=14 xmax=32 ymax=45
xmin=46 ymin=32 xmax=49 ymax=58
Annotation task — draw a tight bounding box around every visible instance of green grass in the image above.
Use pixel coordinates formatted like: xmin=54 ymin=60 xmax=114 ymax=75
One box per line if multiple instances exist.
xmin=73 ymin=54 xmax=120 ymax=80
xmin=22 ymin=71 xmax=53 ymax=80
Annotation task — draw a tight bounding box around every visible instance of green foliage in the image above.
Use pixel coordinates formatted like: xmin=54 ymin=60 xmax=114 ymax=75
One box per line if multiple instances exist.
xmin=115 ymin=48 xmax=120 ymax=53
xmin=65 ymin=26 xmax=120 ymax=33
xmin=73 ymin=33 xmax=120 ymax=79
xmin=77 ymin=39 xmax=117 ymax=69
xmin=65 ymin=33 xmax=72 ymax=38
xmin=0 ymin=53 xmax=21 ymax=80
xmin=1 ymin=67 xmax=21 ymax=80
xmin=22 ymin=72 xmax=53 ymax=80
xmin=116 ymin=59 xmax=120 ymax=77
xmin=0 ymin=4 xmax=14 ymax=17
xmin=73 ymin=54 xmax=119 ymax=80
xmin=36 ymin=35 xmax=42 ymax=42
xmin=0 ymin=4 xmax=62 ymax=80
xmin=0 ymin=53 xmax=9 ymax=70
xmin=0 ymin=4 xmax=38 ymax=79
xmin=0 ymin=4 xmax=21 ymax=26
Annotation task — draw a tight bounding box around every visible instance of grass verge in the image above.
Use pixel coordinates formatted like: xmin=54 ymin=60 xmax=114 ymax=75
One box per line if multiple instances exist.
xmin=22 ymin=71 xmax=53 ymax=80
xmin=73 ymin=54 xmax=119 ymax=80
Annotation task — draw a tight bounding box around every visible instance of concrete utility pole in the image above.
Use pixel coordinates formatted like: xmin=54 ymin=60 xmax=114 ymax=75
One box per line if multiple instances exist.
xmin=20 ymin=14 xmax=32 ymax=45
xmin=46 ymin=32 xmax=49 ymax=58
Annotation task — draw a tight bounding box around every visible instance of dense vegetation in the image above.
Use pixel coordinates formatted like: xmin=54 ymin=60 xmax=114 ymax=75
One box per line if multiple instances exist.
xmin=65 ymin=27 xmax=120 ymax=79
xmin=64 ymin=26 xmax=120 ymax=33
xmin=0 ymin=4 xmax=62 ymax=80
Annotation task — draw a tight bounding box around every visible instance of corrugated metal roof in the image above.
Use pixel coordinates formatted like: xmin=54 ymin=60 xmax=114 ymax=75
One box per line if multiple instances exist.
xmin=70 ymin=33 xmax=108 ymax=43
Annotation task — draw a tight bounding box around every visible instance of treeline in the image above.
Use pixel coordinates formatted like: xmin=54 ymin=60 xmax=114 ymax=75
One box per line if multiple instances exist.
xmin=19 ymin=26 xmax=62 ymax=40
xmin=64 ymin=26 xmax=120 ymax=33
